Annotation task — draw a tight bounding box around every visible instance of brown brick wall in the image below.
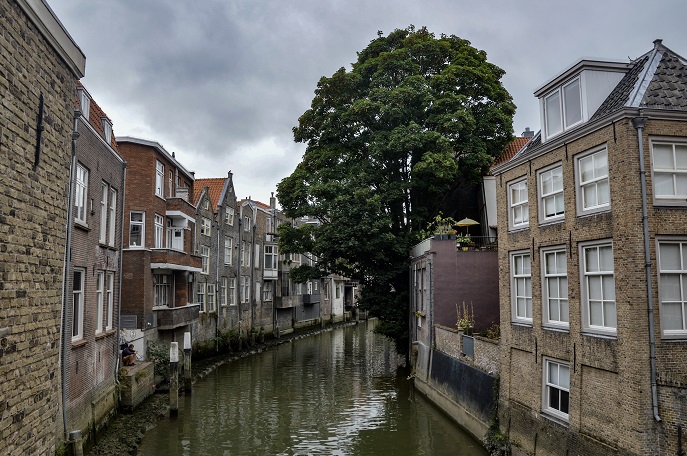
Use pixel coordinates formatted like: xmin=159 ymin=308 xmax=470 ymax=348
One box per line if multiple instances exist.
xmin=497 ymin=116 xmax=687 ymax=455
xmin=0 ymin=1 xmax=81 ymax=453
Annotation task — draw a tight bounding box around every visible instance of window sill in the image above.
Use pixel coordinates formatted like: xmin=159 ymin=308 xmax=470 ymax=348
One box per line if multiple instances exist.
xmin=71 ymin=339 xmax=87 ymax=348
xmin=508 ymin=226 xmax=530 ymax=234
xmin=539 ymin=218 xmax=565 ymax=227
xmin=581 ymin=331 xmax=617 ymax=340
xmin=543 ymin=325 xmax=570 ymax=334
xmin=511 ymin=321 xmax=533 ymax=328
xmin=74 ymin=221 xmax=90 ymax=231
xmin=541 ymin=410 xmax=569 ymax=428
xmin=576 ymin=206 xmax=611 ymax=218
xmin=95 ymin=329 xmax=116 ymax=340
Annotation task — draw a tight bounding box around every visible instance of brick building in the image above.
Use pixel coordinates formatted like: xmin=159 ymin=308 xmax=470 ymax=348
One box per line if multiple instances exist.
xmin=63 ymin=84 xmax=125 ymax=448
xmin=116 ymin=137 xmax=201 ymax=344
xmin=0 ymin=0 xmax=85 ymax=453
xmin=492 ymin=40 xmax=687 ymax=455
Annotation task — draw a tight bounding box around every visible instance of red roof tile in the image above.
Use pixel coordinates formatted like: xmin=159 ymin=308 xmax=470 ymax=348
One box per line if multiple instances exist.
xmin=491 ymin=136 xmax=531 ymax=169
xmin=194 ymin=178 xmax=226 ymax=211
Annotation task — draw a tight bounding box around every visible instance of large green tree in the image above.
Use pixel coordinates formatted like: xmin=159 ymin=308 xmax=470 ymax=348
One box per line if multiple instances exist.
xmin=277 ymin=26 xmax=515 ymax=352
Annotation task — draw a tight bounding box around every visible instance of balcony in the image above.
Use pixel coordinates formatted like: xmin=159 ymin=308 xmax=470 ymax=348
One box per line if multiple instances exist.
xmin=154 ymin=304 xmax=200 ymax=330
xmin=274 ymin=295 xmax=300 ymax=309
xmin=263 ymin=268 xmax=278 ymax=280
xmin=150 ymin=248 xmax=202 ymax=272
xmin=302 ymin=293 xmax=321 ymax=305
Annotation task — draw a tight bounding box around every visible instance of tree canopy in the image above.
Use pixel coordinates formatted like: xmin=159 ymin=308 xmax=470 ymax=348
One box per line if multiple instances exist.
xmin=277 ymin=26 xmax=515 ymax=351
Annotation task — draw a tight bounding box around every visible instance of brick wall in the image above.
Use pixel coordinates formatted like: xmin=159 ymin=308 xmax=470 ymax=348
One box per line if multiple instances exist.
xmin=0 ymin=1 xmax=82 ymax=453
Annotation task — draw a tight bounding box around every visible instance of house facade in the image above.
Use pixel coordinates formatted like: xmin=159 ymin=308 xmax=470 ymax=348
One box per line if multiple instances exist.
xmin=493 ymin=40 xmax=687 ymax=455
xmin=0 ymin=0 xmax=85 ymax=453
xmin=116 ymin=137 xmax=201 ymax=345
xmin=64 ymin=85 xmax=125 ymax=445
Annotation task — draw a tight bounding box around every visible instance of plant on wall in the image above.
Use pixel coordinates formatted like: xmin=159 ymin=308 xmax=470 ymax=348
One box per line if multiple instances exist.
xmin=456 ymin=301 xmax=475 ymax=334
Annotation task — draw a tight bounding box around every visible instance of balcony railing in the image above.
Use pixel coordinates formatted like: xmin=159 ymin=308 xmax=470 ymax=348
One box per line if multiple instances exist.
xmin=154 ymin=304 xmax=200 ymax=330
xmin=455 ymin=235 xmax=498 ymax=251
xmin=302 ymin=293 xmax=321 ymax=305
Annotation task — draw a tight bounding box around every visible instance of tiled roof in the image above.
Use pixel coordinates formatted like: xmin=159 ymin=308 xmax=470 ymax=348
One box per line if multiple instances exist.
xmin=194 ymin=178 xmax=226 ymax=211
xmin=238 ymin=199 xmax=271 ymax=210
xmin=490 ymin=136 xmax=532 ymax=170
xmin=642 ymin=50 xmax=687 ymax=110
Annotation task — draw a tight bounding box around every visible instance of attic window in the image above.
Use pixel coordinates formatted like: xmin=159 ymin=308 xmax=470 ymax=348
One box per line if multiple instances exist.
xmin=101 ymin=118 xmax=112 ymax=143
xmin=77 ymin=87 xmax=90 ymax=119
xmin=544 ymin=77 xmax=582 ymax=140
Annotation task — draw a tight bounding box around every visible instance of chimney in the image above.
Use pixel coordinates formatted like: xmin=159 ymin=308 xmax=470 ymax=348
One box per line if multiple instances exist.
xmin=227 ymin=170 xmax=232 ymax=182
xmin=522 ymin=127 xmax=534 ymax=138
xmin=270 ymin=192 xmax=276 ymax=209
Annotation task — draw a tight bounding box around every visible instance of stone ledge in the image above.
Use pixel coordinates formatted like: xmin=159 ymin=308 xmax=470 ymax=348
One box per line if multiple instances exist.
xmin=119 ymin=362 xmax=154 ymax=412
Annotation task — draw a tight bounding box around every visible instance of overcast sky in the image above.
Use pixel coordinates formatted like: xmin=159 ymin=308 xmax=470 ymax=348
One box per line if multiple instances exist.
xmin=48 ymin=0 xmax=687 ymax=205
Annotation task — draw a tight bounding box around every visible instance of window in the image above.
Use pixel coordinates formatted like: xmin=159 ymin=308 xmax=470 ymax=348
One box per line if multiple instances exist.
xmin=263 ymin=281 xmax=273 ymax=301
xmin=155 ymin=161 xmax=164 ymax=197
xmin=225 ymin=238 xmax=233 ymax=265
xmin=108 ymin=188 xmax=117 ymax=247
xmin=226 ymin=207 xmax=235 ymax=225
xmin=167 ymin=220 xmax=184 ymax=250
xmin=229 ymin=278 xmax=236 ymax=306
xmin=203 ymin=199 xmax=210 ymax=211
xmin=201 ymin=246 xmax=210 ymax=274
xmin=511 ymin=251 xmax=532 ymax=323
xmin=542 ymin=247 xmax=568 ymax=328
xmin=154 ymin=214 xmax=164 ymax=248
xmin=168 ymin=171 xmax=173 ymax=197
xmin=77 ymin=87 xmax=90 ymax=119
xmin=543 ymin=358 xmax=570 ymax=421
xmin=508 ymin=177 xmax=529 ymax=230
xmin=538 ymin=164 xmax=564 ymax=223
xmin=255 ymin=281 xmax=261 ymax=302
xmin=106 ymin=272 xmax=114 ymax=330
xmin=241 ymin=242 xmax=245 ymax=267
xmin=201 ymin=217 xmax=211 ymax=236
xmin=99 ymin=184 xmax=108 ymax=243
xmin=101 ymin=118 xmax=112 ymax=144
xmin=543 ymin=76 xmax=582 ymax=141
xmin=576 ymin=148 xmax=610 ymax=214
xmin=74 ymin=163 xmax=88 ymax=224
xmin=96 ymin=271 xmax=104 ymax=334
xmin=154 ymin=274 xmax=170 ymax=307
xmin=254 ymin=243 xmax=260 ymax=269
xmin=207 ymin=283 xmax=216 ymax=312
xmin=266 ymin=218 xmax=273 ymax=242
xmin=197 ymin=282 xmax=206 ymax=312
xmin=242 ymin=276 xmax=250 ymax=303
xmin=129 ymin=211 xmax=144 ymax=247
xmin=658 ymin=241 xmax=687 ymax=338
xmin=220 ymin=278 xmax=227 ymax=307
xmin=265 ymin=245 xmax=278 ymax=271
xmin=246 ymin=243 xmax=252 ymax=268
xmin=652 ymin=141 xmax=687 ymax=204
xmin=72 ymin=269 xmax=84 ymax=341
xmin=336 ymin=283 xmax=341 ymax=300
xmin=244 ymin=216 xmax=251 ymax=232
xmin=580 ymin=242 xmax=616 ymax=335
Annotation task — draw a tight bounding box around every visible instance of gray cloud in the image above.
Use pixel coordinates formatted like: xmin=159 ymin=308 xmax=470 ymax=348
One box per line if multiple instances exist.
xmin=50 ymin=0 xmax=687 ymax=204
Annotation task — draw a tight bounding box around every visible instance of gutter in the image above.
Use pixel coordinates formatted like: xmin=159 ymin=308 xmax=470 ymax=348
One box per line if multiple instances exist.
xmin=60 ymin=109 xmax=80 ymax=437
xmin=115 ymin=161 xmax=127 ymax=381
xmin=631 ymin=115 xmax=661 ymax=422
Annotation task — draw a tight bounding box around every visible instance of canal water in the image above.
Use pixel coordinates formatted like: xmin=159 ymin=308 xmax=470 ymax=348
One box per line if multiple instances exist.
xmin=137 ymin=320 xmax=487 ymax=455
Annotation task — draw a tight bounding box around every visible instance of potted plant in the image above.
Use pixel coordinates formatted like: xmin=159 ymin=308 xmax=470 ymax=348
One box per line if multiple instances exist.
xmin=456 ymin=235 xmax=471 ymax=250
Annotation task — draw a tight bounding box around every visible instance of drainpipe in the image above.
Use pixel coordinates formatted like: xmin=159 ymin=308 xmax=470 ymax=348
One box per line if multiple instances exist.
xmin=115 ymin=162 xmax=127 ymax=381
xmin=632 ymin=115 xmax=661 ymax=422
xmin=250 ymin=206 xmax=256 ymax=332
xmin=60 ymin=109 xmax=80 ymax=438
xmin=237 ymin=208 xmax=242 ymax=334
xmin=428 ymin=256 xmax=434 ymax=350
xmin=216 ymin=214 xmax=221 ymax=352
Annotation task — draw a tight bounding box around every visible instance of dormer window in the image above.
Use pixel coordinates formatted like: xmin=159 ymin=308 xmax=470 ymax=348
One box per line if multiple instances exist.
xmin=544 ymin=77 xmax=582 ymax=140
xmin=77 ymin=87 xmax=90 ymax=120
xmin=101 ymin=117 xmax=112 ymax=143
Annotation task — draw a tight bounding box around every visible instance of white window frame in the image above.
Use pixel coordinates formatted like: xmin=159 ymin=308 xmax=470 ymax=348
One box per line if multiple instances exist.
xmin=166 ymin=219 xmax=184 ymax=251
xmin=207 ymin=283 xmax=216 ymax=312
xmin=72 ymin=268 xmax=85 ymax=342
xmin=201 ymin=217 xmax=211 ymax=236
xmin=507 ymin=177 xmax=529 ymax=231
xmin=575 ymin=147 xmax=610 ymax=216
xmin=541 ymin=246 xmax=569 ymax=329
xmin=244 ymin=215 xmax=251 ymax=232
xmin=224 ymin=237 xmax=233 ymax=265
xmin=226 ymin=207 xmax=235 ymax=226
xmin=242 ymin=276 xmax=250 ymax=303
xmin=537 ymin=163 xmax=564 ymax=224
xmin=220 ymin=277 xmax=227 ymax=307
xmin=96 ymin=271 xmax=104 ymax=334
xmin=542 ymin=358 xmax=570 ymax=421
xmin=579 ymin=240 xmax=616 ymax=336
xmin=74 ymin=163 xmax=88 ymax=225
xmin=264 ymin=245 xmax=278 ymax=272
xmin=77 ymin=87 xmax=90 ymax=119
xmin=266 ymin=218 xmax=273 ymax=242
xmin=106 ymin=272 xmax=114 ymax=330
xmin=155 ymin=161 xmax=164 ymax=198
xmin=650 ymin=139 xmax=687 ymax=206
xmin=154 ymin=274 xmax=170 ymax=307
xmin=658 ymin=239 xmax=687 ymax=339
xmin=108 ymin=188 xmax=117 ymax=247
xmin=255 ymin=281 xmax=261 ymax=302
xmin=129 ymin=211 xmax=145 ymax=248
xmin=542 ymin=76 xmax=583 ymax=141
xmin=510 ymin=250 xmax=532 ymax=324
xmin=154 ymin=214 xmax=164 ymax=248
xmin=200 ymin=245 xmax=210 ymax=275
xmin=168 ymin=170 xmax=173 ymax=197
xmin=101 ymin=118 xmax=112 ymax=144
xmin=229 ymin=278 xmax=236 ymax=306
xmin=99 ymin=183 xmax=108 ymax=243
xmin=197 ymin=282 xmax=206 ymax=312
xmin=263 ymin=281 xmax=273 ymax=301
xmin=254 ymin=243 xmax=260 ymax=269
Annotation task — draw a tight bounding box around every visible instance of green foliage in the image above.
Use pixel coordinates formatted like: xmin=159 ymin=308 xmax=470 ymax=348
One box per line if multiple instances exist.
xmin=483 ymin=377 xmax=511 ymax=456
xmin=420 ymin=212 xmax=458 ymax=239
xmin=456 ymin=301 xmax=475 ymax=334
xmin=147 ymin=341 xmax=173 ymax=383
xmin=277 ymin=26 xmax=514 ymax=350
